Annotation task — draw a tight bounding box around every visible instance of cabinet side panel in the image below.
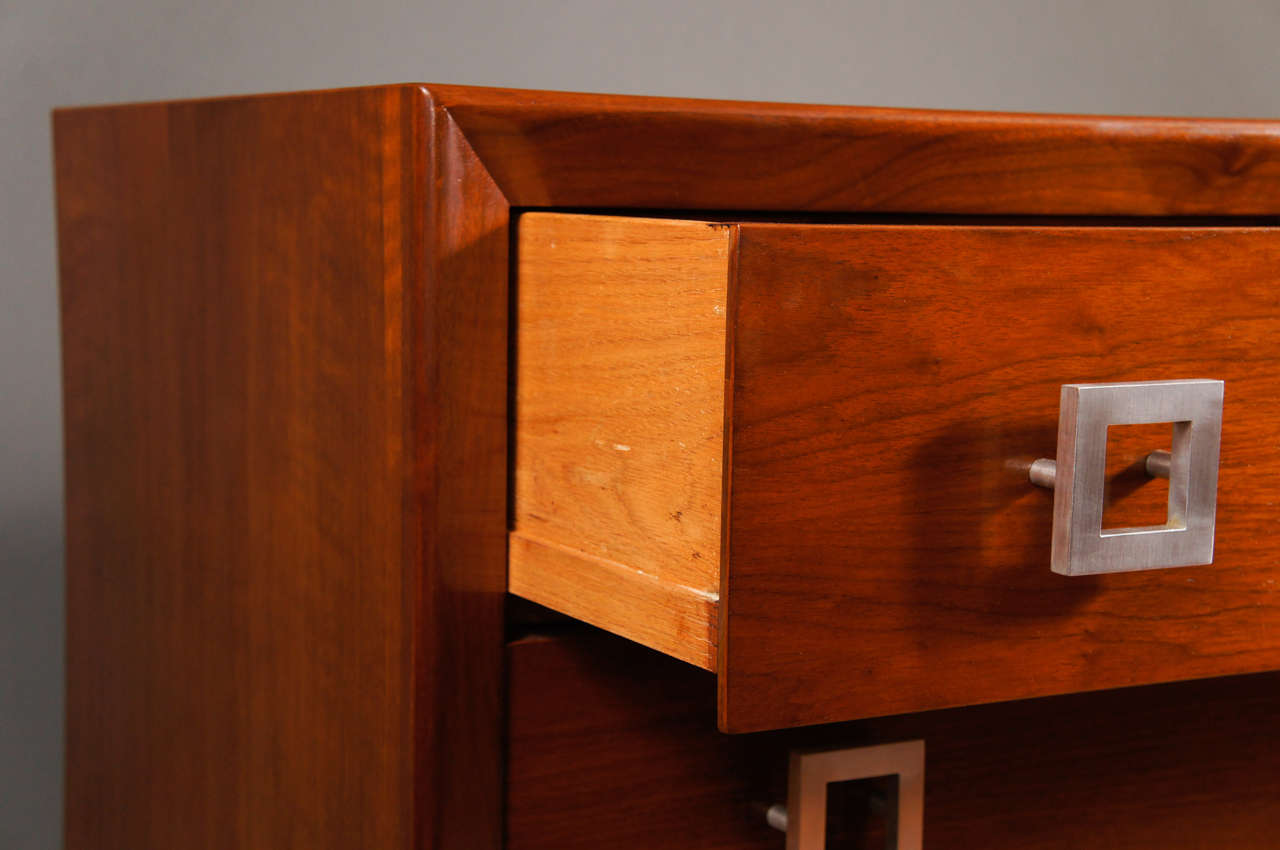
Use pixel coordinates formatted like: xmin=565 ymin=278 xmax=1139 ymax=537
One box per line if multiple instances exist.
xmin=55 ymin=89 xmax=411 ymax=850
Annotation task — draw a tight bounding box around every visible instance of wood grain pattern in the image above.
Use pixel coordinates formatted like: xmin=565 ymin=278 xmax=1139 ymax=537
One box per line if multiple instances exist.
xmin=55 ymin=82 xmax=1280 ymax=846
xmin=511 ymin=213 xmax=730 ymax=670
xmin=55 ymin=85 xmax=508 ymax=850
xmin=507 ymin=631 xmax=1280 ymax=850
xmin=508 ymin=535 xmax=717 ymax=668
xmin=506 ymin=634 xmax=778 ymax=850
xmin=416 ymin=106 xmax=509 ymax=850
xmin=1102 ymin=422 xmax=1173 ymax=529
xmin=511 ymin=214 xmax=1280 ymax=731
xmin=723 ymin=223 xmax=1280 ymax=731
xmin=429 ymin=83 xmax=1280 ymax=216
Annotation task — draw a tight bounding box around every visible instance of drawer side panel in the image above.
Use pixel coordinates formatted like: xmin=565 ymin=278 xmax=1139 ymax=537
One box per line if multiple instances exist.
xmin=511 ymin=213 xmax=731 ymax=669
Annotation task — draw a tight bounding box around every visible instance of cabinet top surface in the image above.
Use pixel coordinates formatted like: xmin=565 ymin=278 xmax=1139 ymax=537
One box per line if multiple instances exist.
xmin=54 ymin=83 xmax=1280 ymax=216
xmin=57 ymin=81 xmax=1280 ymax=129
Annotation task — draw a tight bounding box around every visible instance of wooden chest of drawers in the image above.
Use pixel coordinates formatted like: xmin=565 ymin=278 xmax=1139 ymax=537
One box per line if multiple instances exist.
xmin=54 ymin=84 xmax=1280 ymax=849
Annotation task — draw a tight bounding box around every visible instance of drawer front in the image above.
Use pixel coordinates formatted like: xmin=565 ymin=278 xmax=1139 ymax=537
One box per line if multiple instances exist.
xmin=511 ymin=214 xmax=1280 ymax=732
xmin=507 ymin=632 xmax=1280 ymax=850
xmin=724 ymin=223 xmax=1280 ymax=730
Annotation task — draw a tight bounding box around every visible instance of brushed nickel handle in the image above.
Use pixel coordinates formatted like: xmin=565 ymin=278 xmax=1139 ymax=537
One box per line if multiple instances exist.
xmin=765 ymin=740 xmax=925 ymax=850
xmin=1029 ymin=379 xmax=1224 ymax=576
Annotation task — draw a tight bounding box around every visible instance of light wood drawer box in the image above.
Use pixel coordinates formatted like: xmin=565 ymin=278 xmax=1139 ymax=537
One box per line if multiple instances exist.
xmin=510 ymin=211 xmax=1280 ymax=732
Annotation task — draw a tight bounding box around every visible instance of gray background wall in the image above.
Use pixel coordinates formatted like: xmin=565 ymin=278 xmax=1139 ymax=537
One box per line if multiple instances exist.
xmin=4 ymin=1 xmax=1279 ymax=846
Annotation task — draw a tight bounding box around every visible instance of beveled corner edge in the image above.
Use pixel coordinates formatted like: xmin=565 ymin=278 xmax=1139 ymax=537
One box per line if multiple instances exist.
xmin=426 ymin=82 xmax=1280 ymax=217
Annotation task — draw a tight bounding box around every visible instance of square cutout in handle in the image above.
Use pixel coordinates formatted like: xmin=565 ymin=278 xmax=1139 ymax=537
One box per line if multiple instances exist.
xmin=1101 ymin=422 xmax=1175 ymax=531
xmin=1051 ymin=380 xmax=1223 ymax=576
xmin=787 ymin=741 xmax=924 ymax=850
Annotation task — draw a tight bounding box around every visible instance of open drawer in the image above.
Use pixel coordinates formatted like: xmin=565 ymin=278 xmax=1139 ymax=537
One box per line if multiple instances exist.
xmin=509 ymin=212 xmax=1280 ymax=732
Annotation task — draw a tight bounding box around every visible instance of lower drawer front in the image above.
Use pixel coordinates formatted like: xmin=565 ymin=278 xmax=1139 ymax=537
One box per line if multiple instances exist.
xmin=511 ymin=213 xmax=1280 ymax=732
xmin=507 ymin=633 xmax=1280 ymax=850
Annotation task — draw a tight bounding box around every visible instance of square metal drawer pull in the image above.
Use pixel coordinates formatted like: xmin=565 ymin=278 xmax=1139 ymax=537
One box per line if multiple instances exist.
xmin=1029 ymin=379 xmax=1224 ymax=576
xmin=766 ymin=740 xmax=925 ymax=850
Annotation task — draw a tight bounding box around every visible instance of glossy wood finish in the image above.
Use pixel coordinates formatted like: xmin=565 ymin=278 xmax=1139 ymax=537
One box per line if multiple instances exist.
xmin=55 ymin=83 xmax=1280 ymax=847
xmin=418 ymin=104 xmax=509 ymax=850
xmin=510 ymin=214 xmax=730 ymax=669
xmin=507 ymin=631 xmax=1280 ymax=850
xmin=55 ymin=85 xmax=508 ymax=850
xmin=430 ymin=84 xmax=1280 ymax=216
xmin=723 ymin=224 xmax=1280 ymax=731
xmin=510 ymin=214 xmax=1280 ymax=731
xmin=506 ymin=634 xmax=779 ymax=850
